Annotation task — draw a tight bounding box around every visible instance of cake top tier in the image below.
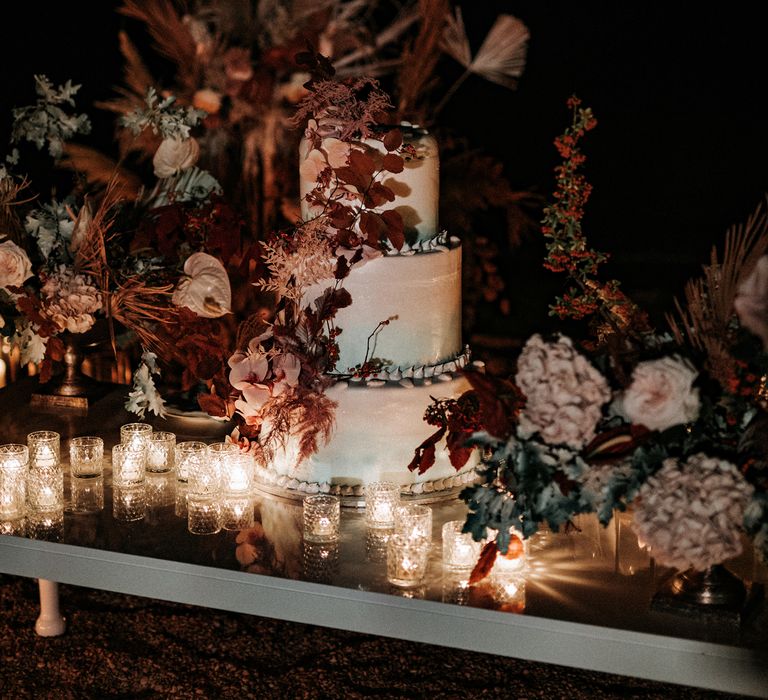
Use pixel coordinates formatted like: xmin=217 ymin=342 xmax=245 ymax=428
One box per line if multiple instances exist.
xmin=299 ymin=123 xmax=440 ymax=247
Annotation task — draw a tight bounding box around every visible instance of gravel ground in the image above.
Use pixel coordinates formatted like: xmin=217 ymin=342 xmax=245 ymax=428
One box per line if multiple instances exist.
xmin=0 ymin=574 xmax=750 ymax=700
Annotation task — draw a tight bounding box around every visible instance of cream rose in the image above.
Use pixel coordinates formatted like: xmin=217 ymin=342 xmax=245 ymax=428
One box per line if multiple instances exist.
xmin=153 ymin=137 xmax=201 ymax=178
xmin=0 ymin=239 xmax=33 ymax=290
xmin=615 ymin=356 xmax=699 ymax=432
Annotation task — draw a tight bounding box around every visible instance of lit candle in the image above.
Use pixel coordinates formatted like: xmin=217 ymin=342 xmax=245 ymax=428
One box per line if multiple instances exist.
xmin=364 ymin=481 xmax=400 ymax=529
xmin=303 ymin=495 xmax=340 ymax=542
xmin=112 ymin=444 xmax=147 ymax=485
xmin=387 ymin=534 xmax=430 ymax=587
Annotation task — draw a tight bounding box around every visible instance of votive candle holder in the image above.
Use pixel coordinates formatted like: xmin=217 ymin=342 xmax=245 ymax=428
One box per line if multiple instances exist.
xmin=145 ymin=472 xmax=176 ymax=510
xmin=26 ymin=508 xmax=64 ymax=542
xmin=113 ymin=482 xmax=146 ymax=522
xmin=70 ymin=475 xmax=105 ymax=513
xmin=442 ymin=520 xmax=483 ymax=571
xmin=120 ymin=422 xmax=152 ymax=451
xmin=394 ymin=503 xmax=432 ymax=541
xmin=69 ymin=436 xmax=104 ymax=479
xmin=175 ymin=441 xmax=207 ymax=483
xmin=364 ymin=481 xmax=400 ymax=529
xmin=188 ymin=450 xmax=220 ymax=498
xmin=221 ymin=452 xmax=255 ymax=495
xmin=302 ymin=494 xmax=340 ymax=543
xmin=221 ymin=495 xmax=254 ymax=531
xmin=147 ymin=431 xmax=175 ymax=473
xmin=302 ymin=540 xmax=340 ymax=583
xmin=26 ymin=467 xmax=64 ymax=512
xmin=0 ymin=444 xmax=28 ymax=520
xmin=27 ymin=431 xmax=60 ymax=469
xmin=112 ymin=444 xmax=147 ymax=485
xmin=187 ymin=495 xmax=221 ymax=535
xmin=386 ymin=534 xmax=430 ymax=588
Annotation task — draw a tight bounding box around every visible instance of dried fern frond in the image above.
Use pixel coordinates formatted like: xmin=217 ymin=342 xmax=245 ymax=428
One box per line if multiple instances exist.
xmin=119 ymin=0 xmax=199 ymax=92
xmin=332 ymin=5 xmax=421 ymax=75
xmin=668 ymin=200 xmax=768 ymax=391
xmin=668 ymin=199 xmax=768 ymax=350
xmin=0 ymin=176 xmax=34 ymax=244
xmin=60 ymin=144 xmax=143 ymax=200
xmin=396 ymin=0 xmax=450 ymax=120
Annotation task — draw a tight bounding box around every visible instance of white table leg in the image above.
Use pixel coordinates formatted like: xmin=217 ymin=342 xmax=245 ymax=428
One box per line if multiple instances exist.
xmin=35 ymin=579 xmax=66 ymax=636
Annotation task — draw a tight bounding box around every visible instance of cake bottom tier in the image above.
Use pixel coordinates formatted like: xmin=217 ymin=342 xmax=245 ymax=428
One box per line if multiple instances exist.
xmin=255 ymin=373 xmax=478 ymax=502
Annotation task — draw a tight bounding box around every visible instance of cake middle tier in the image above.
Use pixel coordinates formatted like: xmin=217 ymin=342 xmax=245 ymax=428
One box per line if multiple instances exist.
xmin=305 ymin=242 xmax=463 ymax=372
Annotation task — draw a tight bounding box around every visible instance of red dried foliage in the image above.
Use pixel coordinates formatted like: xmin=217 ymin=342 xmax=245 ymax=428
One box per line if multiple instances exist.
xmin=469 ymin=540 xmax=498 ymax=585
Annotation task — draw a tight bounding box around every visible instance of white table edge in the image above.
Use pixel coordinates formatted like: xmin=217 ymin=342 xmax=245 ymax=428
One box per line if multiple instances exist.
xmin=1 ymin=535 xmax=766 ymax=697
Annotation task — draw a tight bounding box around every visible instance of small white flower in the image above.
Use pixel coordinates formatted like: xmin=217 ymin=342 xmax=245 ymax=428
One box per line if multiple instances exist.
xmin=12 ymin=321 xmax=47 ymax=365
xmin=153 ymin=136 xmax=201 ymax=178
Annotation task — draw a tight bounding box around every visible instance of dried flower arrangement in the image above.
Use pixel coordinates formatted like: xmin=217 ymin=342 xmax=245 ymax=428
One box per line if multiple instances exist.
xmin=0 ymin=76 xmax=241 ymax=417
xmin=415 ymin=97 xmax=768 ymax=576
xmin=65 ymin=0 xmax=539 ymax=336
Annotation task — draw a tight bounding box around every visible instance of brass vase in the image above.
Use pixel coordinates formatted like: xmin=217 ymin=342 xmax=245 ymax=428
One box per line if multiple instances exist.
xmin=30 ymin=326 xmax=112 ymax=410
xmin=652 ymin=563 xmax=750 ymax=622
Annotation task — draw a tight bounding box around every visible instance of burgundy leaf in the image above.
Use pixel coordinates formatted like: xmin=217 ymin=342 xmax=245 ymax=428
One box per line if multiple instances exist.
xmin=365 ymin=182 xmax=395 ymax=208
xmin=407 ymin=426 xmax=446 ymax=474
xmin=359 ymin=211 xmax=388 ymax=247
xmin=381 ymin=209 xmax=405 ymax=251
xmin=382 ymin=129 xmax=403 ymax=152
xmin=198 ymin=392 xmax=228 ymax=418
xmin=382 ymin=153 xmax=404 ymax=173
xmin=469 ymin=541 xmax=498 ymax=585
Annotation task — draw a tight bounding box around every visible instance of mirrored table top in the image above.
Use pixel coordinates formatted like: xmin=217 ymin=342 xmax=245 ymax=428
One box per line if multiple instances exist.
xmin=1 ymin=379 xmax=767 ymax=696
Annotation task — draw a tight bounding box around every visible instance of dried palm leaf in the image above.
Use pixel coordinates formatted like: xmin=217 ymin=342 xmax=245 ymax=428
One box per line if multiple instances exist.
xmin=668 ymin=199 xmax=768 ymax=388
xmin=332 ymin=5 xmax=421 ymax=75
xmin=396 ymin=0 xmax=450 ymax=120
xmin=0 ymin=176 xmax=34 ymax=245
xmin=119 ymin=0 xmax=199 ymax=92
xmin=60 ymin=144 xmax=143 ymax=200
xmin=437 ymin=10 xmax=528 ymax=116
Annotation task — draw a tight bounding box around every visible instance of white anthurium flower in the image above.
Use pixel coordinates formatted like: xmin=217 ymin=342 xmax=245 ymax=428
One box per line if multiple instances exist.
xmin=172 ymin=252 xmax=231 ymax=318
xmin=153 ymin=136 xmax=201 ymax=178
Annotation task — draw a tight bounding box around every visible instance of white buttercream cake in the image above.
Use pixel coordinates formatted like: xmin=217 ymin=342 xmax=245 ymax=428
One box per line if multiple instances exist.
xmin=257 ymin=125 xmax=478 ymax=498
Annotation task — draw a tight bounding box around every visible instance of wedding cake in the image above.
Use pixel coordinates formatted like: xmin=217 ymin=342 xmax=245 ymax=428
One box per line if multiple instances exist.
xmin=254 ymin=124 xmax=479 ymax=499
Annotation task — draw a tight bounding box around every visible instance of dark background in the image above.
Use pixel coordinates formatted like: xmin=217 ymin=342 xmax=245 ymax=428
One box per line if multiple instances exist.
xmin=1 ymin=2 xmax=767 ymax=336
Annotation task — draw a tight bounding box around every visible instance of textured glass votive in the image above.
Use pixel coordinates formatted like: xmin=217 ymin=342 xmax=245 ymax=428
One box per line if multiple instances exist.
xmin=26 ymin=508 xmax=64 ymax=541
xmin=69 ymin=436 xmax=104 ymax=478
xmin=120 ymin=422 xmax=152 ymax=451
xmin=492 ymin=531 xmax=527 ymax=575
xmin=364 ymin=481 xmax=400 ymax=529
xmin=302 ymin=495 xmax=340 ymax=543
xmin=187 ymin=495 xmax=221 ymax=535
xmin=221 ymin=495 xmax=254 ymax=531
xmin=70 ymin=475 xmax=105 ymax=513
xmin=365 ymin=529 xmax=391 ymax=563
xmin=386 ymin=534 xmax=430 ymax=588
xmin=221 ymin=452 xmax=254 ymax=494
xmin=0 ymin=444 xmax=28 ymax=520
xmin=174 ymin=481 xmax=189 ymax=518
xmin=175 ymin=441 xmax=207 ymax=483
xmin=27 ymin=466 xmax=64 ymax=512
xmin=442 ymin=520 xmax=483 ymax=571
xmin=147 ymin=431 xmax=176 ymax=473
xmin=112 ymin=444 xmax=147 ymax=485
xmin=302 ymin=540 xmax=340 ymax=583
xmin=188 ymin=448 xmax=220 ymax=497
xmin=490 ymin=574 xmax=526 ymax=614
xmin=145 ymin=472 xmax=176 ymax=510
xmin=113 ymin=483 xmax=146 ymax=522
xmin=394 ymin=503 xmax=432 ymax=541
xmin=27 ymin=431 xmax=60 ymax=469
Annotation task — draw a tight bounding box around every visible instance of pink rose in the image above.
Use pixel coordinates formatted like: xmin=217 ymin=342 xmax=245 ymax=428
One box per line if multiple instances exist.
xmin=615 ymin=356 xmax=699 ymax=432
xmin=0 ymin=239 xmax=33 ymax=290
